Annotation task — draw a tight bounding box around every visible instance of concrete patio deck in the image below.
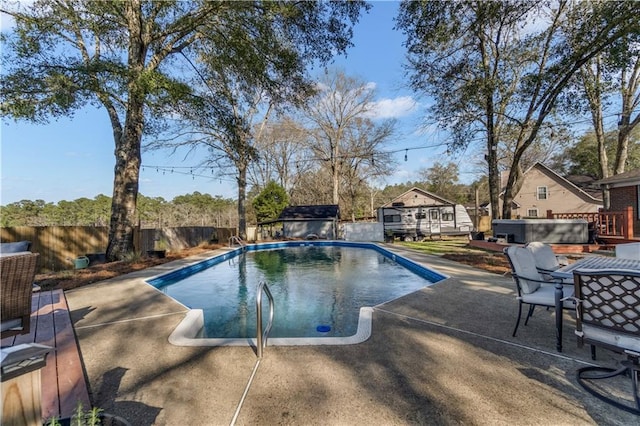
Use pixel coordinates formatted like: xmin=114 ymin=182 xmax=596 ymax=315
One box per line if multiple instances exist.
xmin=64 ymin=244 xmax=638 ymax=425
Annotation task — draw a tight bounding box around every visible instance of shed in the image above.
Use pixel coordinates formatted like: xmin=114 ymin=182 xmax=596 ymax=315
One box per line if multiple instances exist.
xmin=271 ymin=205 xmax=340 ymax=239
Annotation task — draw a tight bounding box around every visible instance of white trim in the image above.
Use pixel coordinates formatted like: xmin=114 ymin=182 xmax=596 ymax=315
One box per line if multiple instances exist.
xmin=168 ymin=308 xmax=373 ymax=347
xmin=536 ymin=186 xmax=548 ymax=200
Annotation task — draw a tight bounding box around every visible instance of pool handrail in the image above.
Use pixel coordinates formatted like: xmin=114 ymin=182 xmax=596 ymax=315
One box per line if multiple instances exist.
xmin=256 ymin=281 xmax=274 ymax=358
xmin=228 ymin=236 xmax=246 ymax=247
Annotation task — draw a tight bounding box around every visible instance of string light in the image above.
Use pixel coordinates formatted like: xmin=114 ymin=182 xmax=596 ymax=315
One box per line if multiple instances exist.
xmin=141 ymin=105 xmax=638 ymax=182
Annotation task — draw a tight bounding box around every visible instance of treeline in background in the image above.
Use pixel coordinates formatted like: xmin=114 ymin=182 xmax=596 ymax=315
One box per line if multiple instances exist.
xmin=0 ymin=192 xmax=237 ymax=228
xmin=1 ymin=162 xmax=490 ymax=228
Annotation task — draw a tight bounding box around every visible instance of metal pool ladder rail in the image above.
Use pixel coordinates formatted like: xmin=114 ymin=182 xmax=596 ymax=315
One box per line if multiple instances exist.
xmin=228 ymin=235 xmax=246 ymax=247
xmin=256 ymin=281 xmax=274 ymax=358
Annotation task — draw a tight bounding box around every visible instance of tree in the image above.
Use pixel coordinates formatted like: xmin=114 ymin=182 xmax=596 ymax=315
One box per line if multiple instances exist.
xmin=248 ymin=117 xmax=309 ymax=196
xmin=137 ymin=195 xmax=168 ymax=228
xmin=553 ymin=128 xmax=640 ymax=179
xmin=146 ymin=3 xmax=369 ymax=239
xmin=0 ymin=199 xmax=51 ymax=227
xmin=419 ymin=162 xmax=459 ymax=198
xmin=571 ymin=22 xmax=640 ymax=207
xmin=302 ymin=70 xmax=397 ymax=206
xmin=1 ymin=1 xmax=227 ymax=260
xmin=396 ymin=0 xmax=640 ymax=219
xmin=397 ymin=1 xmax=538 ymax=219
xmin=252 ymin=181 xmax=289 ymax=223
xmin=339 ymin=117 xmax=396 ymax=221
xmin=1 ymin=0 xmax=368 ymax=259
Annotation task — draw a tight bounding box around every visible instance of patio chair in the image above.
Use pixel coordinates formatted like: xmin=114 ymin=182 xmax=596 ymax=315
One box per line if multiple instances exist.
xmin=1 ymin=252 xmax=39 ymax=338
xmin=525 ymin=242 xmax=569 ymax=280
xmin=615 ymin=242 xmax=640 ymax=261
xmin=573 ymin=268 xmax=640 ymax=415
xmin=503 ymin=246 xmax=575 ymax=337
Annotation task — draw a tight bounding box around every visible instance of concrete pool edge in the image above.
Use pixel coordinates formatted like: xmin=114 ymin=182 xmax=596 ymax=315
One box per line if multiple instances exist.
xmin=168 ymin=307 xmax=374 ymax=346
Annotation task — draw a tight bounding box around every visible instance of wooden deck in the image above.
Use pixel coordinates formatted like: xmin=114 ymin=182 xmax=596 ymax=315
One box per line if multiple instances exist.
xmin=1 ymin=289 xmax=91 ymax=421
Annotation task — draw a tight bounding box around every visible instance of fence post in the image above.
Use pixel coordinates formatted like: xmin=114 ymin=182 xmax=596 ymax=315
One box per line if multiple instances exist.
xmin=623 ymin=205 xmax=633 ymax=240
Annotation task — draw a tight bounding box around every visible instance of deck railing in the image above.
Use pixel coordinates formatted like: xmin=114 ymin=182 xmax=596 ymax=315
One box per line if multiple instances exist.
xmin=547 ymin=206 xmax=634 ymax=240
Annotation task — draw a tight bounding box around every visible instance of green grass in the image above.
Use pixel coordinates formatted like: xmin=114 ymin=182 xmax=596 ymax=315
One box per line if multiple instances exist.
xmin=396 ymin=236 xmax=490 ymax=256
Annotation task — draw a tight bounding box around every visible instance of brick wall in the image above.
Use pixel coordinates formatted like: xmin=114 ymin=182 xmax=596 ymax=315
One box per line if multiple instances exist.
xmin=609 ymin=186 xmax=639 ymax=237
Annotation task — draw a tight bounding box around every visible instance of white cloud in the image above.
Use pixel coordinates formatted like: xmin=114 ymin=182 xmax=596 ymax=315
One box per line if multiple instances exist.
xmin=367 ymin=96 xmax=418 ymax=119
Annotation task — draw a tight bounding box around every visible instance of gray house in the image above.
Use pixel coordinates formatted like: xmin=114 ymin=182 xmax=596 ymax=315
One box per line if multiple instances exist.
xmin=276 ymin=205 xmax=340 ymax=239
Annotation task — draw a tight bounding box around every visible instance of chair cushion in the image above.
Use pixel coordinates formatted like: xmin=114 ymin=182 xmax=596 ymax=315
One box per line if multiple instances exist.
xmin=1 ymin=318 xmax=24 ymax=332
xmin=580 ymin=323 xmax=640 ymax=353
xmin=508 ymin=246 xmax=544 ymax=294
xmin=526 ymin=242 xmax=560 ymax=272
xmin=521 ymin=283 xmax=575 ymax=308
xmin=0 ymin=241 xmax=32 ymax=254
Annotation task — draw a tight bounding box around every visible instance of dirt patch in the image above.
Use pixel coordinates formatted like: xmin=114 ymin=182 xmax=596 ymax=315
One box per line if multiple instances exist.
xmin=36 ymin=244 xmax=511 ymax=291
xmin=441 ymin=252 xmax=511 ymax=275
xmin=35 ymin=244 xmax=224 ymax=291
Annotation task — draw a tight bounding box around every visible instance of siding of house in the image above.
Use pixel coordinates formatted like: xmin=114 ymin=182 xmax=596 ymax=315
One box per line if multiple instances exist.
xmin=383 ymin=188 xmax=449 ymax=207
xmin=503 ymin=165 xmax=601 ymax=218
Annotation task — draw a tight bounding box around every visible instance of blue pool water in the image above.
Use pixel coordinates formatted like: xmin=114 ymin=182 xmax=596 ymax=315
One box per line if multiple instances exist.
xmin=149 ymin=242 xmax=445 ymax=339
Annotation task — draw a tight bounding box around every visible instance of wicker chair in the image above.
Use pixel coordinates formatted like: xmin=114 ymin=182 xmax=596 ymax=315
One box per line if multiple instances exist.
xmin=573 ymin=268 xmax=640 ymax=414
xmin=1 ymin=252 xmax=39 ymax=338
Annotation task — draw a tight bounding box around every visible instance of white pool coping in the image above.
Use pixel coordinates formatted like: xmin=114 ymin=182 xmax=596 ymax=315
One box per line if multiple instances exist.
xmin=169 ymin=307 xmax=373 ymax=346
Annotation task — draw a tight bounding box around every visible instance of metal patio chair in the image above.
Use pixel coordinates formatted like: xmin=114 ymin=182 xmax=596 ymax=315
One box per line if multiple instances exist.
xmin=573 ymin=268 xmax=640 ymax=415
xmin=503 ymin=246 xmax=575 ymax=338
xmin=1 ymin=252 xmax=39 ymax=338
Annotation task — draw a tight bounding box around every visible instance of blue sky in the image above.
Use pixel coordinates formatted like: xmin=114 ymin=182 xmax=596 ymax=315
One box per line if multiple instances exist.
xmin=0 ymin=2 xmax=479 ymax=206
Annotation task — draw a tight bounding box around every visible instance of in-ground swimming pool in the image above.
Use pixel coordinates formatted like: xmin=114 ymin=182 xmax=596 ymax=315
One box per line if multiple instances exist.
xmin=148 ymin=241 xmax=446 ymax=346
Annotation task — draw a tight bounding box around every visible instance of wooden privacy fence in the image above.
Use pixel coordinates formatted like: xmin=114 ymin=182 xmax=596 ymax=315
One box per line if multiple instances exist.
xmin=0 ymin=226 xmax=235 ymax=273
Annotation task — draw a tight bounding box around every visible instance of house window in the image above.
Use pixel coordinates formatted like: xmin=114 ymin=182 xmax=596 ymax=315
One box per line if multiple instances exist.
xmin=527 ymin=209 xmax=539 ymax=217
xmin=430 ymin=210 xmax=439 ymax=220
xmin=415 ymin=212 xmax=426 ymax=219
xmin=537 ymin=186 xmax=548 ymax=200
xmin=384 ymin=214 xmax=401 ymax=223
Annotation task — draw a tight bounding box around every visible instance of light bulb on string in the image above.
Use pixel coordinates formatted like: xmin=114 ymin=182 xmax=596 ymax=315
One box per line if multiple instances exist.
xmin=404 ymin=149 xmax=408 ymax=162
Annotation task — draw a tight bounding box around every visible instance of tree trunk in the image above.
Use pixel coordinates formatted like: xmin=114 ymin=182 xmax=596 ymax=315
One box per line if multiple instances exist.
xmin=106 ymin=97 xmax=143 ymax=260
xmin=487 ymin=146 xmax=501 ymax=220
xmin=237 ymin=163 xmax=248 ymax=240
xmin=485 ymin=96 xmax=501 ymax=221
xmin=332 ymin=158 xmax=340 ymax=206
xmin=106 ymin=2 xmax=146 ymax=261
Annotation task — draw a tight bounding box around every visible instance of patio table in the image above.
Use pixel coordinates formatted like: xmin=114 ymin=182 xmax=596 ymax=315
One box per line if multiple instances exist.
xmin=551 ymin=256 xmax=640 ymax=280
xmin=549 ymin=256 xmax=640 ymax=352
